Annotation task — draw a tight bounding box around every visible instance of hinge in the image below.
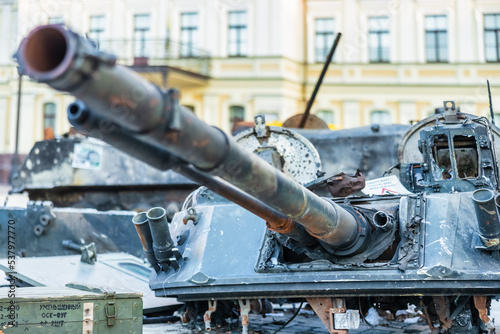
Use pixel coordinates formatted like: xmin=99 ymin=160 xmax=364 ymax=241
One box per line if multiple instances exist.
xmin=482 ymin=158 xmax=493 ymax=169
xmin=479 ymin=136 xmax=490 ymax=148
xmin=416 ymin=197 xmax=422 ymax=216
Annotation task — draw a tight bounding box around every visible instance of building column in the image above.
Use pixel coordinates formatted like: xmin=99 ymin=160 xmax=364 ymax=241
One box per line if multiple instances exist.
xmin=202 ymin=94 xmax=221 ymax=127
xmin=399 ymin=101 xmax=416 ymax=125
xmin=341 ymin=0 xmax=361 ymax=63
xmin=398 ymin=0 xmax=416 ymax=63
xmin=342 ymin=101 xmax=360 ymax=128
xmin=11 ymin=93 xmax=36 ymax=154
xmin=455 ymin=0 xmax=475 ymax=62
xmin=204 ymin=0 xmax=221 ymax=57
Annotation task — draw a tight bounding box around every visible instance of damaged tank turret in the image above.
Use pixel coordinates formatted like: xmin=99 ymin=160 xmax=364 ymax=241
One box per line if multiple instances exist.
xmin=16 ymin=24 xmax=500 ymax=334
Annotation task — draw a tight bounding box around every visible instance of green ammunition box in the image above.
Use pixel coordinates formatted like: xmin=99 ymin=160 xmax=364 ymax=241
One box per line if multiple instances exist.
xmin=0 ymin=285 xmax=142 ymax=334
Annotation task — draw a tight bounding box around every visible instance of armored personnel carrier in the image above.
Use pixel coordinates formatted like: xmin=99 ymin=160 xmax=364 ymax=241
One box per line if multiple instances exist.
xmin=16 ymin=24 xmax=500 ymax=334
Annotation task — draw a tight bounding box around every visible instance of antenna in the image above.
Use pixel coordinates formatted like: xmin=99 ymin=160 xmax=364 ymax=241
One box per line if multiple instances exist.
xmin=298 ymin=33 xmax=342 ymax=128
xmin=488 ymin=80 xmax=495 ymax=125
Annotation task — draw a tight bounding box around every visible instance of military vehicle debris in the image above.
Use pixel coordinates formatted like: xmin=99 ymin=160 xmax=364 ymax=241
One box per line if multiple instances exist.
xmin=9 ymin=136 xmax=197 ymax=213
xmin=9 ymin=123 xmax=409 ymax=210
xmin=0 ymin=201 xmax=142 ymax=258
xmin=16 ymin=24 xmax=500 ymax=334
xmin=0 ymin=204 xmax=181 ymax=316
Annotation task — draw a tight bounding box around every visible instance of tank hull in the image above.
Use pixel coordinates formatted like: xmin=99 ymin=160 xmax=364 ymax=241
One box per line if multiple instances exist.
xmin=151 ymin=192 xmax=500 ymax=301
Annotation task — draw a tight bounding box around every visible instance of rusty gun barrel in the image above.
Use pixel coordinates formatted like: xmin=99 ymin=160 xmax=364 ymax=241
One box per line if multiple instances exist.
xmin=17 ymin=25 xmax=370 ymax=255
xmin=68 ymin=101 xmax=316 ymax=246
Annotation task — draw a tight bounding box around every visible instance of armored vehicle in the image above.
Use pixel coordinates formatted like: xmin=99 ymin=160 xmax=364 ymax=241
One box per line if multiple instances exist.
xmin=16 ymin=24 xmax=500 ymax=334
xmin=9 ymin=130 xmax=197 ymax=213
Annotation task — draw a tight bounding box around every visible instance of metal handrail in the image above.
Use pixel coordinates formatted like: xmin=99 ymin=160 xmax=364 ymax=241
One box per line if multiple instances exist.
xmin=95 ymin=38 xmax=211 ymax=75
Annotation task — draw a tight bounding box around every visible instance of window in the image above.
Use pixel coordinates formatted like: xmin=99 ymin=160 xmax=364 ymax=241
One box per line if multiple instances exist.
xmin=89 ymin=15 xmax=105 ymax=48
xmin=43 ymin=103 xmax=56 ymax=140
xmin=315 ymin=18 xmax=334 ymax=62
xmin=370 ymin=110 xmax=391 ymax=124
xmin=228 ymin=11 xmax=247 ymax=56
xmin=425 ymin=15 xmax=448 ymax=62
xmin=180 ymin=12 xmax=198 ymax=57
xmin=369 ymin=17 xmax=390 ymax=62
xmin=48 ymin=17 xmax=64 ymax=24
xmin=229 ymin=105 xmax=245 ymax=131
xmin=134 ymin=14 xmax=150 ymax=57
xmin=432 ymin=134 xmax=452 ymax=180
xmin=485 ymin=14 xmax=500 ymax=62
xmin=453 ymin=136 xmax=478 ymax=179
xmin=315 ymin=110 xmax=335 ymax=125
xmin=430 ymin=134 xmax=479 ymax=180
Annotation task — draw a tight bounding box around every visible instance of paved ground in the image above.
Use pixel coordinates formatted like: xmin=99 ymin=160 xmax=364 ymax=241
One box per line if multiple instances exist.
xmin=1 ymin=184 xmax=500 ymax=333
xmin=142 ymin=299 xmax=500 ymax=333
xmin=143 ymin=310 xmax=432 ymax=334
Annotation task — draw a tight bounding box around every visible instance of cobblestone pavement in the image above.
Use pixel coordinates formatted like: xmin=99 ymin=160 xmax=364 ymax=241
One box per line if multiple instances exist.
xmin=143 ymin=311 xmax=432 ymax=334
xmin=144 ymin=297 xmax=500 ymax=333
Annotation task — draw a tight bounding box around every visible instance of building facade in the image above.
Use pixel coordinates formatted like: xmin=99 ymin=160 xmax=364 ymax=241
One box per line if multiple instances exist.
xmin=0 ymin=0 xmax=499 ymax=155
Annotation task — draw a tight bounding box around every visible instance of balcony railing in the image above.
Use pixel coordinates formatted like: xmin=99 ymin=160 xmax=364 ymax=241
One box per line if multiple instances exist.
xmin=96 ymin=38 xmax=211 ymax=76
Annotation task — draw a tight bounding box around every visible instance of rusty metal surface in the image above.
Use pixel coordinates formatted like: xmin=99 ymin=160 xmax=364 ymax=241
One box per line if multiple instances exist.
xmin=283 ymin=114 xmax=329 ymax=129
xmin=326 ymin=169 xmax=366 ymax=197
xmin=432 ymin=296 xmax=452 ymax=330
xmin=18 ymin=25 xmax=164 ymax=133
xmin=10 ymin=137 xmax=196 ymax=191
xmin=68 ymin=101 xmax=317 ymax=245
xmin=473 ymin=296 xmax=490 ymax=324
xmin=235 ymin=123 xmax=322 ymax=185
xmin=306 ymin=297 xmax=334 ymax=333
xmin=473 ymin=296 xmax=494 ymax=332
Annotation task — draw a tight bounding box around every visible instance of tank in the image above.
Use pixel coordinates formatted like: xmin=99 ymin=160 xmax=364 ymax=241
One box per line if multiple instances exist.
xmin=15 ymin=24 xmax=500 ymax=334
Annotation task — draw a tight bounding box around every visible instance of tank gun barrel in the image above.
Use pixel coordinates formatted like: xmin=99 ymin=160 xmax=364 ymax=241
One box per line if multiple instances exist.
xmin=67 ymin=100 xmax=316 ymax=246
xmin=16 ymin=25 xmax=367 ymax=253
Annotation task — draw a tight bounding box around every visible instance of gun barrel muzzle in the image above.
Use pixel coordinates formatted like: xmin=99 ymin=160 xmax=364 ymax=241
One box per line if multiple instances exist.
xmin=18 ymin=24 xmax=164 ymax=133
